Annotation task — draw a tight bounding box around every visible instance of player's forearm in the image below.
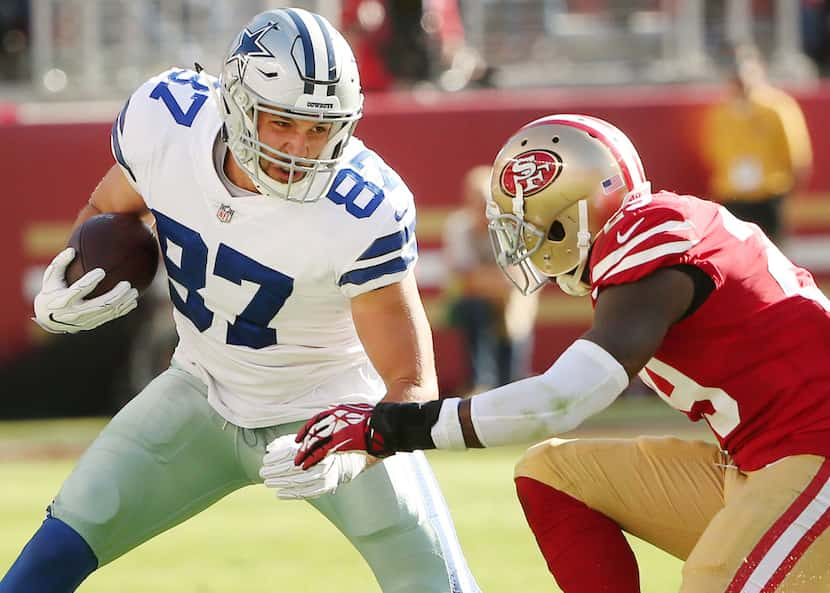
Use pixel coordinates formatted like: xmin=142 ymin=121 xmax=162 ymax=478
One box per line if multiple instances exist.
xmin=371 ymin=377 xmax=566 ymax=452
xmin=379 ymin=376 xmax=439 ymax=404
xmin=369 ymin=339 xmax=629 ymax=451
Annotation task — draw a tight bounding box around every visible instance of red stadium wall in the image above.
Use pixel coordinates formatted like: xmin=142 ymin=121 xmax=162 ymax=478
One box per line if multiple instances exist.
xmin=4 ymin=82 xmax=830 ymax=389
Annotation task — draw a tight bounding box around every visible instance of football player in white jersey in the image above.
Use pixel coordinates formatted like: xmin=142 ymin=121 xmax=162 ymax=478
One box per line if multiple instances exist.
xmin=293 ymin=115 xmax=830 ymax=592
xmin=1 ymin=8 xmax=482 ymax=593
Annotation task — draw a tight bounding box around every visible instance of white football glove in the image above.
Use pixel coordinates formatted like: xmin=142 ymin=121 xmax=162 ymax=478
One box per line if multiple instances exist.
xmin=259 ymin=435 xmax=368 ymax=500
xmin=33 ymin=247 xmax=139 ymax=334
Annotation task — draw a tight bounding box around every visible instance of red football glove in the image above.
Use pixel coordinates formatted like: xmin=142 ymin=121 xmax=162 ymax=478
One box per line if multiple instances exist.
xmin=294 ymin=403 xmax=390 ymax=469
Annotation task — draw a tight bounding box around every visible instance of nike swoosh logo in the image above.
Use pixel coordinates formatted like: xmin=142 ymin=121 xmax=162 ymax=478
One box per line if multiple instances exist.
xmin=393 ymin=207 xmax=408 ymax=222
xmin=48 ymin=313 xmax=80 ymax=328
xmin=616 ymin=218 xmax=645 ymax=243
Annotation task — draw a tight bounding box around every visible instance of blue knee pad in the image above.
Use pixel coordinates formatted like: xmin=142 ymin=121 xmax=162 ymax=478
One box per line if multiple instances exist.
xmin=0 ymin=515 xmax=98 ymax=593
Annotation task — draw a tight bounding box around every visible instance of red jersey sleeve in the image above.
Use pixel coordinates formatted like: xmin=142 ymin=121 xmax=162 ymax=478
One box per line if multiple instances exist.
xmin=589 ymin=191 xmax=720 ymax=296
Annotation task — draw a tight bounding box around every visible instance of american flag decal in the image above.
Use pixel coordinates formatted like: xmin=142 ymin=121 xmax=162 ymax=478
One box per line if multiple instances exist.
xmin=217 ymin=204 xmax=234 ymax=223
xmin=601 ymin=175 xmax=624 ymax=195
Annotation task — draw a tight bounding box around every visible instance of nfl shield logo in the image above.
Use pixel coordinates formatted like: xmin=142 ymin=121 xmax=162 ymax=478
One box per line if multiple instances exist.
xmin=217 ymin=204 xmax=234 ymax=223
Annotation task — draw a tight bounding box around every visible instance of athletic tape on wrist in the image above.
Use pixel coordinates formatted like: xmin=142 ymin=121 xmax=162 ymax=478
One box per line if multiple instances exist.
xmin=372 ymin=400 xmax=443 ymax=452
xmin=429 ymin=397 xmax=466 ymax=450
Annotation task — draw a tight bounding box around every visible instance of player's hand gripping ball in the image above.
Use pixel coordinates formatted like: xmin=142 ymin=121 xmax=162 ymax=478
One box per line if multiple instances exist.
xmin=33 ymin=213 xmax=159 ymax=334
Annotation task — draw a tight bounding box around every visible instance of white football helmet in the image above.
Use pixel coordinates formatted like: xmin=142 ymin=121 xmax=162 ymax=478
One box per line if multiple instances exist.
xmin=218 ymin=8 xmax=363 ymax=202
xmin=488 ymin=114 xmax=650 ymax=296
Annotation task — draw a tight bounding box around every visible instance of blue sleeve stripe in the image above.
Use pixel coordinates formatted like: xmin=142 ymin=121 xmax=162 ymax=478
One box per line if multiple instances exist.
xmin=357 ymin=220 xmax=416 ymax=261
xmin=110 ymin=119 xmax=136 ymax=182
xmin=338 ymin=251 xmax=416 ymax=287
xmin=117 ymin=97 xmax=130 ymax=134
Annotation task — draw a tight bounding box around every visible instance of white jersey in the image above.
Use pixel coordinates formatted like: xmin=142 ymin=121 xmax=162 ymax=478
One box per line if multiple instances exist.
xmin=112 ymin=68 xmax=417 ymax=427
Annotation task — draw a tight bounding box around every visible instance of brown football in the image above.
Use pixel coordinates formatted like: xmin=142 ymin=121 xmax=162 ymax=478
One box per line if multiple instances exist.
xmin=65 ymin=213 xmax=160 ymax=299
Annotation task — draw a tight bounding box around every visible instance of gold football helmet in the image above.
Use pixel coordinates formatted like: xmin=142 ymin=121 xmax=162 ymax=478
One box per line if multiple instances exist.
xmin=488 ymin=114 xmax=650 ymax=296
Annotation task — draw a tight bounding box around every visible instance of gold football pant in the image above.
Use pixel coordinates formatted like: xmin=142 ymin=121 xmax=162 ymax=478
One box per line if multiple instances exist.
xmin=515 ymin=436 xmax=830 ymax=592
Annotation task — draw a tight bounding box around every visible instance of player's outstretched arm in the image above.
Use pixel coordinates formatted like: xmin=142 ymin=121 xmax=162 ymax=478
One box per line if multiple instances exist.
xmin=264 ymin=271 xmax=440 ymax=493
xmin=294 ymin=267 xmax=697 ymax=468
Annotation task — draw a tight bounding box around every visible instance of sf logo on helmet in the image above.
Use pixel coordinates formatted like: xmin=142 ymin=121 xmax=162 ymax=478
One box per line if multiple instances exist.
xmin=501 ymin=150 xmax=563 ymax=197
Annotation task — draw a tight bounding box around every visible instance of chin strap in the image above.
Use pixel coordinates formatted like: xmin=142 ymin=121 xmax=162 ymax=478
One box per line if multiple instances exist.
xmin=556 ymin=271 xmax=590 ymax=297
xmin=556 ymin=199 xmax=592 ymax=296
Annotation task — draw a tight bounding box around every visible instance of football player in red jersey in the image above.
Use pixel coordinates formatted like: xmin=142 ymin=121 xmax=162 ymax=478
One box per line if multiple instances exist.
xmin=292 ymin=114 xmax=830 ymax=593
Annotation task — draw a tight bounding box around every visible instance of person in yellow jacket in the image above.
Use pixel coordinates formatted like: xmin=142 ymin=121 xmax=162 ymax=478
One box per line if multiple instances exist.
xmin=701 ymin=43 xmax=812 ymax=245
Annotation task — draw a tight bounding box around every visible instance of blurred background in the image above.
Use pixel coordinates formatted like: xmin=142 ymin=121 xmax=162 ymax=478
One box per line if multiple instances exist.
xmin=3 ymin=0 xmax=830 ymax=417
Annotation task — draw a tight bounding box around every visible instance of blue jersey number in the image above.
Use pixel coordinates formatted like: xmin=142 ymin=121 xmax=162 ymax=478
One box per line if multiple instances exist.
xmin=154 ymin=211 xmax=213 ymax=332
xmin=326 ymin=169 xmax=385 ymax=219
xmin=150 ymin=70 xmax=210 ymax=127
xmin=214 ymin=244 xmax=294 ymax=349
xmin=349 ymin=150 xmax=402 ymax=192
xmin=154 ymin=211 xmax=294 ymax=349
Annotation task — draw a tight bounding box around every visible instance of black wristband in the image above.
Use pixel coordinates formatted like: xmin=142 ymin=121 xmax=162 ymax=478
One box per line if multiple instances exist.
xmin=370 ymin=400 xmax=444 ymax=453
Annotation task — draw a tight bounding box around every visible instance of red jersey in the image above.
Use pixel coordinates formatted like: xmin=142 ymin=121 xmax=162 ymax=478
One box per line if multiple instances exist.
xmin=589 ymin=190 xmax=830 ymax=470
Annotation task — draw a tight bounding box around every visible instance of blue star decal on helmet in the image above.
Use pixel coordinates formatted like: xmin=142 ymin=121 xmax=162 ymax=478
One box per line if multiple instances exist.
xmin=226 ymin=21 xmax=278 ymax=80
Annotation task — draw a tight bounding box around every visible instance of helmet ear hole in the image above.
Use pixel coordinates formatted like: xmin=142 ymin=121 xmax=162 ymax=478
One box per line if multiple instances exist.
xmin=548 ymin=220 xmax=566 ymax=242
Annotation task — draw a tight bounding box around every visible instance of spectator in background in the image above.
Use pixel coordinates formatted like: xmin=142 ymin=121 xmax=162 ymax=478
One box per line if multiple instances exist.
xmin=443 ymin=165 xmax=537 ymax=394
xmin=343 ymin=0 xmax=486 ymax=92
xmin=341 ymin=0 xmax=438 ymax=90
xmin=700 ymin=42 xmax=812 ymax=245
xmin=802 ymin=0 xmax=830 ymax=74
xmin=0 ymin=0 xmax=28 ymax=82
xmin=341 ymin=0 xmax=395 ymax=91
xmin=379 ymin=1 xmax=432 ymax=85
xmin=422 ymin=0 xmax=466 ymax=74
xmin=429 ymin=0 xmax=491 ymax=90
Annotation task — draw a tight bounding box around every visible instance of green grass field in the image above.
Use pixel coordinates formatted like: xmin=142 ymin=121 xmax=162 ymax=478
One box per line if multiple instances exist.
xmin=0 ymin=399 xmax=710 ymax=592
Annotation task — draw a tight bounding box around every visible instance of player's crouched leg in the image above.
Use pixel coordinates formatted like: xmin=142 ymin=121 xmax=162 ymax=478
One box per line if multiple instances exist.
xmin=310 ymin=451 xmax=481 ymax=593
xmin=0 ymin=514 xmax=97 ymax=593
xmin=514 ymin=438 xmax=641 ymax=593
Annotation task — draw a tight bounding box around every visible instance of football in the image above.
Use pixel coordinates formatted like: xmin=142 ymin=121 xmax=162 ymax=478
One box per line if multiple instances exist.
xmin=65 ymin=213 xmax=160 ymax=299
